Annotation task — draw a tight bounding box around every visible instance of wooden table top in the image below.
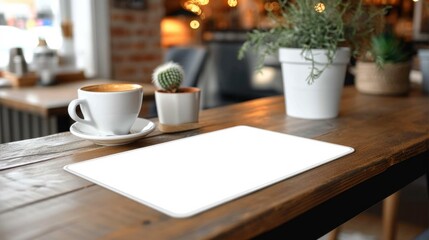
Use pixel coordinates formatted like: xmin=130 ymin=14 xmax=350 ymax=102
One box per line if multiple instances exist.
xmin=0 ymin=79 xmax=156 ymax=117
xmin=1 ymin=86 xmax=428 ymax=239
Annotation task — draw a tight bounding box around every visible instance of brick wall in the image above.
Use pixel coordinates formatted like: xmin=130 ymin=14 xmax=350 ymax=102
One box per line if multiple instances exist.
xmin=110 ymin=0 xmax=164 ymax=83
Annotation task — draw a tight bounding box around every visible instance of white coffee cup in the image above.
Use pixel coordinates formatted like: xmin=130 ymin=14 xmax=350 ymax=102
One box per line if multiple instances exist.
xmin=68 ymin=83 xmax=143 ymax=135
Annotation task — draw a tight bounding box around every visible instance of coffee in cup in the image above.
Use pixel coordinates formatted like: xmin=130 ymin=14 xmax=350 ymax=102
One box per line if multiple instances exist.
xmin=68 ymin=83 xmax=143 ymax=135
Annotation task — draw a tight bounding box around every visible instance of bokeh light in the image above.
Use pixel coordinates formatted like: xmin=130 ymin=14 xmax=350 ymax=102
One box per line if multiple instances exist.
xmin=314 ymin=2 xmax=326 ymax=13
xmin=190 ymin=20 xmax=200 ymax=29
xmin=228 ymin=0 xmax=238 ymax=7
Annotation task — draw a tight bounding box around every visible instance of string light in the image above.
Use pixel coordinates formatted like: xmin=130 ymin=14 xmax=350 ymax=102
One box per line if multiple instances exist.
xmin=183 ymin=0 xmax=206 ymax=15
xmin=190 ymin=20 xmax=200 ymax=29
xmin=228 ymin=0 xmax=238 ymax=7
xmin=314 ymin=2 xmax=325 ymax=13
xmin=198 ymin=0 xmax=209 ymax=5
xmin=183 ymin=2 xmax=202 ymax=15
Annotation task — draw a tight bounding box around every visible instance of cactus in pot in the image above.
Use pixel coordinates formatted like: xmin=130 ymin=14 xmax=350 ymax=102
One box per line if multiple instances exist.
xmin=152 ymin=62 xmax=184 ymax=93
xmin=152 ymin=62 xmax=201 ymax=133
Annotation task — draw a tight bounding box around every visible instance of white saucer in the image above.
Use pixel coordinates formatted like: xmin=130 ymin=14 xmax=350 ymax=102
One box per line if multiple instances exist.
xmin=70 ymin=118 xmax=155 ymax=146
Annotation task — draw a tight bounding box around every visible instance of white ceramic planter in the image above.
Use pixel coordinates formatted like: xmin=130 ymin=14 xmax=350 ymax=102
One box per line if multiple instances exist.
xmin=279 ymin=48 xmax=351 ymax=119
xmin=155 ymin=87 xmax=201 ymax=125
xmin=418 ymin=49 xmax=429 ymax=94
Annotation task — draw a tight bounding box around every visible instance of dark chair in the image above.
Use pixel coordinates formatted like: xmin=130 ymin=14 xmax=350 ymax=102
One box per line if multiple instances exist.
xmin=208 ymin=41 xmax=282 ymax=107
xmin=148 ymin=46 xmax=208 ymax=117
xmin=164 ymin=46 xmax=208 ymax=88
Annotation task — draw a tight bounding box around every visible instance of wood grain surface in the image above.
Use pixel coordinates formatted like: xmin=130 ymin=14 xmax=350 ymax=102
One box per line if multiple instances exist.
xmin=1 ymin=86 xmax=428 ymax=240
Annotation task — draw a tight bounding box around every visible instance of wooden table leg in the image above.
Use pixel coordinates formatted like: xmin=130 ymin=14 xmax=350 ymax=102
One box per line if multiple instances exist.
xmin=382 ymin=191 xmax=400 ymax=240
xmin=327 ymin=226 xmax=341 ymax=240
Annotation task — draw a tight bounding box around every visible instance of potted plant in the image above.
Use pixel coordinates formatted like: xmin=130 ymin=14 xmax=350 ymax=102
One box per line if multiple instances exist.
xmin=418 ymin=49 xmax=429 ymax=94
xmin=152 ymin=62 xmax=201 ymax=133
xmin=354 ymin=32 xmax=413 ymax=95
xmin=239 ymin=0 xmax=386 ymax=119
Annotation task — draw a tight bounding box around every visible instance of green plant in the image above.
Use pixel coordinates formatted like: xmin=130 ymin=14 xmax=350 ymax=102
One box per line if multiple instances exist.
xmin=366 ymin=32 xmax=412 ymax=67
xmin=238 ymin=0 xmax=387 ymax=84
xmin=152 ymin=62 xmax=184 ymax=93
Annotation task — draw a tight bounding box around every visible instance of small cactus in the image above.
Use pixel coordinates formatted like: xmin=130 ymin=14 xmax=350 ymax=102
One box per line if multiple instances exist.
xmin=152 ymin=62 xmax=184 ymax=93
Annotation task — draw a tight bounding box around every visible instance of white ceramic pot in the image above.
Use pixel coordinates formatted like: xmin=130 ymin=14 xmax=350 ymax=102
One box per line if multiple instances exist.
xmin=418 ymin=49 xmax=429 ymax=94
xmin=279 ymin=48 xmax=351 ymax=119
xmin=155 ymin=87 xmax=201 ymax=125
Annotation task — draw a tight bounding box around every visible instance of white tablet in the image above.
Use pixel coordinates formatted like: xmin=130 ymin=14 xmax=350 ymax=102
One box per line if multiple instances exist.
xmin=64 ymin=125 xmax=354 ymax=218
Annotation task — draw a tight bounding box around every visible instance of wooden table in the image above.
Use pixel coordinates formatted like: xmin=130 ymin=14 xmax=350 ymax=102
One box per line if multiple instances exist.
xmin=0 ymin=79 xmax=156 ymax=143
xmin=1 ymin=86 xmax=428 ymax=239
xmin=0 ymin=79 xmax=156 ymax=117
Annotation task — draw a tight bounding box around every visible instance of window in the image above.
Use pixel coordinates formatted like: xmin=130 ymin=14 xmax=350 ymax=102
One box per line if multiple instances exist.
xmin=0 ymin=0 xmax=111 ymax=78
xmin=0 ymin=0 xmax=61 ymax=69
